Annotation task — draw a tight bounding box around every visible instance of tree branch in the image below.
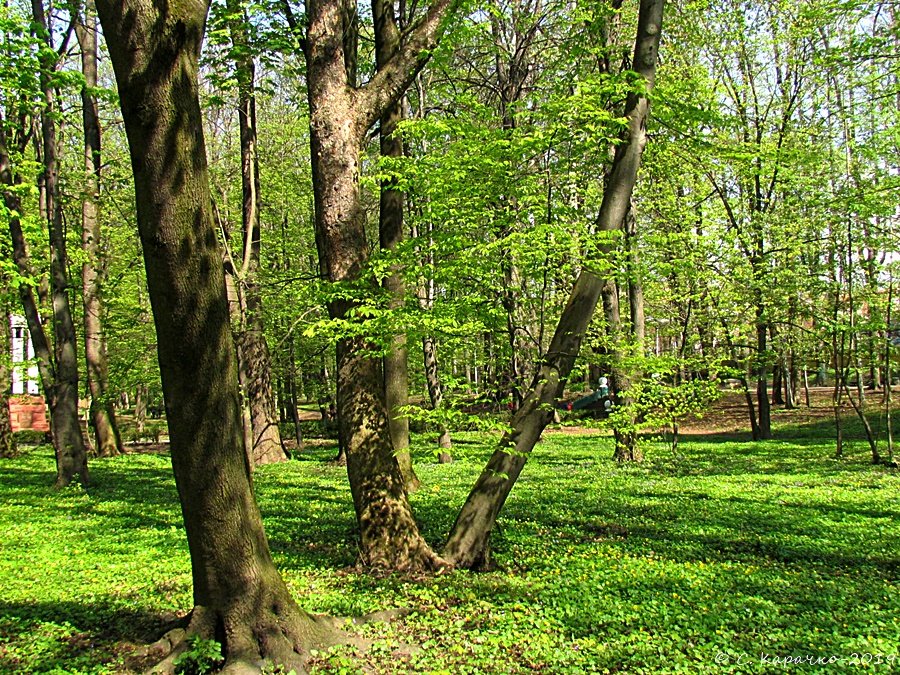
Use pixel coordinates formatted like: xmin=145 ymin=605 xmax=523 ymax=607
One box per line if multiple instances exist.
xmin=356 ymin=0 xmax=459 ymax=130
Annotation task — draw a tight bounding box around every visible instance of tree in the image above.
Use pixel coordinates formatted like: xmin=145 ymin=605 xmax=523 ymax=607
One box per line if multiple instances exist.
xmin=220 ymin=0 xmax=287 ymax=466
xmin=0 ymin=0 xmax=89 ymax=486
xmin=443 ymin=0 xmax=665 ymax=569
xmin=375 ymin=0 xmax=419 ymax=490
xmin=94 ymin=1 xmax=339 ymax=668
xmin=76 ymin=0 xmax=124 ymax=458
xmin=299 ymin=0 xmax=457 ymax=571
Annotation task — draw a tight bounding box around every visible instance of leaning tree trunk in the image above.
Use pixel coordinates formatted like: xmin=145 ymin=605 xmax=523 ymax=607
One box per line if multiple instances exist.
xmin=444 ymin=0 xmax=664 ymax=569
xmin=76 ymin=2 xmax=123 ymax=458
xmin=95 ymin=1 xmax=340 ymax=669
xmin=31 ymin=0 xmax=90 ymax=487
xmin=225 ymin=0 xmax=286 ymax=466
xmin=375 ymin=0 xmax=419 ymax=490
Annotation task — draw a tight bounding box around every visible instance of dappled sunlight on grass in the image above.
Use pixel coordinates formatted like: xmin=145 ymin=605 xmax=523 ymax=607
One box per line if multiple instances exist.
xmin=0 ymin=427 xmax=898 ymax=672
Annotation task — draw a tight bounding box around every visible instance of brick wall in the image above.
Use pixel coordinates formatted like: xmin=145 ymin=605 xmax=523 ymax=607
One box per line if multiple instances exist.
xmin=8 ymin=395 xmax=50 ymax=433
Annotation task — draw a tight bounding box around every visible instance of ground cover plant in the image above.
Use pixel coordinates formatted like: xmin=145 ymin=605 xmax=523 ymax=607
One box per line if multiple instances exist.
xmin=1 ymin=404 xmax=898 ymax=674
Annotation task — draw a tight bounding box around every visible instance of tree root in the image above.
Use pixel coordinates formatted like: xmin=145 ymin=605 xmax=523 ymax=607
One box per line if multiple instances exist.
xmin=141 ymin=598 xmax=349 ymax=675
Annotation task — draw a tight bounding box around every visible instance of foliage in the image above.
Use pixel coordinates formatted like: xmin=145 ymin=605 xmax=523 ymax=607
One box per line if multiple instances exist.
xmin=1 ymin=409 xmax=898 ymax=672
xmin=173 ymin=636 xmax=224 ymax=675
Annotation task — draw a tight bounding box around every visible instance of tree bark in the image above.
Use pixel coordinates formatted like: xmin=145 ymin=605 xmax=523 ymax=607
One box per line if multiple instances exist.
xmin=303 ymin=0 xmax=456 ymax=571
xmin=225 ymin=0 xmax=287 ymax=467
xmin=0 ymin=295 xmax=15 ymax=458
xmin=76 ymin=1 xmax=123 ymax=458
xmin=443 ymin=0 xmax=664 ymax=569
xmin=754 ymin=312 xmax=773 ymax=439
xmin=95 ymin=1 xmax=338 ymax=668
xmin=375 ymin=0 xmax=419 ymax=490
xmin=30 ymin=0 xmax=90 ymax=487
xmin=424 ymin=335 xmax=452 ymax=462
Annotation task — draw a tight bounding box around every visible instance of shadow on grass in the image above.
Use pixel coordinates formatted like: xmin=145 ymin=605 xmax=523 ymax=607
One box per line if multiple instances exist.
xmin=0 ymin=599 xmax=176 ymax=672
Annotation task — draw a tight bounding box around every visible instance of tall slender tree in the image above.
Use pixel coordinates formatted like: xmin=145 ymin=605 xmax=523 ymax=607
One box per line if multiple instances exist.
xmin=223 ymin=0 xmax=287 ymax=466
xmin=76 ymin=0 xmax=123 ymax=458
xmin=375 ymin=0 xmax=419 ymax=490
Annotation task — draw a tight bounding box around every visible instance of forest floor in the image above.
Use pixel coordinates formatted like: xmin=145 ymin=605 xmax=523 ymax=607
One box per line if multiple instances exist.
xmin=0 ymin=398 xmax=898 ymax=673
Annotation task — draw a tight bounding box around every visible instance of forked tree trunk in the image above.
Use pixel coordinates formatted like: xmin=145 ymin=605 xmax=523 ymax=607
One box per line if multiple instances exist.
xmin=444 ymin=0 xmax=664 ymax=569
xmin=95 ymin=2 xmax=339 ymax=669
xmin=30 ymin=0 xmax=90 ymax=487
xmin=376 ymin=0 xmax=419 ymax=490
xmin=225 ymin=0 xmax=286 ymax=467
xmin=76 ymin=2 xmax=123 ymax=458
xmin=303 ymin=0 xmax=455 ymax=571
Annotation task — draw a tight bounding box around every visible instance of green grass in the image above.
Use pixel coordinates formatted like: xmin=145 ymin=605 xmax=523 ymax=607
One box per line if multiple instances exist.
xmin=1 ymin=420 xmax=898 ymax=674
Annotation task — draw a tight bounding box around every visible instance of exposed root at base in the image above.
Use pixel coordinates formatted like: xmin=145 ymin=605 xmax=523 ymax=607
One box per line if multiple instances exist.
xmin=139 ymin=601 xmax=354 ymax=675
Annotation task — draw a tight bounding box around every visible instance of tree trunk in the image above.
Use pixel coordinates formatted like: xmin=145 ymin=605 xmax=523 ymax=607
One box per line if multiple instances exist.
xmin=31 ymin=0 xmax=90 ymax=487
xmin=375 ymin=0 xmax=418 ymax=490
xmin=755 ymin=315 xmax=772 ymax=439
xmin=135 ymin=384 xmax=147 ymax=435
xmin=303 ymin=0 xmax=456 ymax=571
xmin=424 ymin=335 xmax=452 ymax=463
xmin=95 ymin=1 xmax=338 ymax=668
xmin=0 ymin=296 xmax=16 ymax=458
xmin=444 ymin=271 xmax=607 ymax=568
xmin=76 ymin=1 xmax=123 ymax=458
xmin=772 ymin=363 xmax=784 ymax=405
xmin=443 ymin=0 xmax=664 ymax=569
xmin=226 ymin=0 xmax=286 ymax=467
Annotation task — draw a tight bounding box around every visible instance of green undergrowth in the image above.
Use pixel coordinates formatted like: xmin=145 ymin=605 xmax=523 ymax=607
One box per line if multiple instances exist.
xmin=1 ymin=417 xmax=898 ymax=673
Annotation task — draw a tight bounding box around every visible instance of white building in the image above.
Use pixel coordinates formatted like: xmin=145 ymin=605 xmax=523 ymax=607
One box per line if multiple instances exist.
xmin=10 ymin=315 xmax=40 ymax=395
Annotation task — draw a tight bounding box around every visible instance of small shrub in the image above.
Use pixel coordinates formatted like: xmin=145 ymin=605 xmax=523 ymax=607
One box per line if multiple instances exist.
xmin=173 ymin=635 xmax=224 ymax=675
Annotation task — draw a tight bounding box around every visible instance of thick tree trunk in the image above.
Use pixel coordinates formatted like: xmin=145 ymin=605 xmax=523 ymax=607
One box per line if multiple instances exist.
xmin=31 ymin=0 xmax=90 ymax=487
xmin=226 ymin=0 xmax=286 ymax=467
xmin=444 ymin=0 xmax=663 ymax=568
xmin=303 ymin=0 xmax=455 ymax=571
xmin=77 ymin=2 xmax=123 ymax=458
xmin=375 ymin=0 xmax=418 ymax=490
xmin=95 ymin=1 xmax=337 ymax=668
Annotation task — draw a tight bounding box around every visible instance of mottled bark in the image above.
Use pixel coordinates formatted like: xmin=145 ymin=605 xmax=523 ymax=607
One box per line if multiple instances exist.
xmin=76 ymin=2 xmax=123 ymax=458
xmin=225 ymin=0 xmax=286 ymax=466
xmin=303 ymin=0 xmax=456 ymax=570
xmin=31 ymin=0 xmax=90 ymax=487
xmin=95 ymin=0 xmax=337 ymax=668
xmin=444 ymin=0 xmax=664 ymax=568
